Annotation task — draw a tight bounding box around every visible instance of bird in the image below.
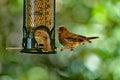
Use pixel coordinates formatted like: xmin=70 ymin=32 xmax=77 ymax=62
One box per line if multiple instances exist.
xmin=34 ymin=28 xmax=52 ymax=51
xmin=57 ymin=25 xmax=99 ymax=51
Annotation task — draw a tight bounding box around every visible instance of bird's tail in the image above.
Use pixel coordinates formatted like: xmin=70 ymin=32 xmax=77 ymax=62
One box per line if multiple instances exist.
xmin=86 ymin=37 xmax=99 ymax=43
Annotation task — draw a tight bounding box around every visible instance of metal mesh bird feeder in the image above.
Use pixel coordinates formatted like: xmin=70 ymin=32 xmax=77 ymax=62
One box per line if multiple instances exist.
xmin=21 ymin=0 xmax=56 ymax=53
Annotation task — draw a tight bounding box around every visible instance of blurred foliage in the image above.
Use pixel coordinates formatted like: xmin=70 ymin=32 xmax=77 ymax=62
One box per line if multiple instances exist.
xmin=0 ymin=0 xmax=120 ymax=80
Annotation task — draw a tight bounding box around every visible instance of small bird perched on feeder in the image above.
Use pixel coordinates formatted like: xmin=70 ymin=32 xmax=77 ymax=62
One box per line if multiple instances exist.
xmin=57 ymin=25 xmax=99 ymax=51
xmin=34 ymin=28 xmax=52 ymax=51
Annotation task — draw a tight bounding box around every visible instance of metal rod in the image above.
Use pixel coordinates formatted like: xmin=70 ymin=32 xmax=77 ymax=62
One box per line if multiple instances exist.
xmin=6 ymin=47 xmax=23 ymax=50
xmin=6 ymin=47 xmax=69 ymax=51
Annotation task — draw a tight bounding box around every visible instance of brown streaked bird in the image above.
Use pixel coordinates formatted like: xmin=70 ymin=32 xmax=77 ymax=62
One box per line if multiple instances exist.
xmin=34 ymin=29 xmax=52 ymax=51
xmin=57 ymin=26 xmax=99 ymax=51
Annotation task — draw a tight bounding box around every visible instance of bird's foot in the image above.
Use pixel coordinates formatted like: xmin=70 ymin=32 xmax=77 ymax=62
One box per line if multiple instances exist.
xmin=60 ymin=48 xmax=64 ymax=51
xmin=59 ymin=48 xmax=74 ymax=51
xmin=70 ymin=48 xmax=74 ymax=51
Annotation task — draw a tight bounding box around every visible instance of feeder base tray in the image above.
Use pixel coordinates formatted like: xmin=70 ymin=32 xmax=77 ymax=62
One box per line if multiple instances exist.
xmin=21 ymin=48 xmax=56 ymax=54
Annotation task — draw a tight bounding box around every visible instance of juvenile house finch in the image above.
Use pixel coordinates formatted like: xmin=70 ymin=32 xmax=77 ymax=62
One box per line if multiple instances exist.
xmin=57 ymin=26 xmax=99 ymax=51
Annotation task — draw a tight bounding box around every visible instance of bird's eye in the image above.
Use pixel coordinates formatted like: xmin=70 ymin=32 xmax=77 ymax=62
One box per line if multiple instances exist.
xmin=61 ymin=27 xmax=65 ymax=30
xmin=59 ymin=28 xmax=63 ymax=31
xmin=61 ymin=28 xmax=63 ymax=31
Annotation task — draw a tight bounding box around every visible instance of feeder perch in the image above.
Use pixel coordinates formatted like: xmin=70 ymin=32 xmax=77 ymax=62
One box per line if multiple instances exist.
xmin=21 ymin=0 xmax=56 ymax=53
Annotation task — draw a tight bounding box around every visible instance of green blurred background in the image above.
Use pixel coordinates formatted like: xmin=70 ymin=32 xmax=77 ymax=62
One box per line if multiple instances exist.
xmin=0 ymin=0 xmax=120 ymax=80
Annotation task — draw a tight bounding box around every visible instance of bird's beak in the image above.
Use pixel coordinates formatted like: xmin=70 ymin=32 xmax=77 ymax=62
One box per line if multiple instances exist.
xmin=56 ymin=29 xmax=60 ymax=33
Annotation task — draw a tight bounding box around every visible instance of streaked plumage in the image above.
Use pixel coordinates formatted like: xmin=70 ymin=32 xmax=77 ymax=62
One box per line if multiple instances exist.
xmin=34 ymin=29 xmax=52 ymax=51
xmin=57 ymin=26 xmax=99 ymax=50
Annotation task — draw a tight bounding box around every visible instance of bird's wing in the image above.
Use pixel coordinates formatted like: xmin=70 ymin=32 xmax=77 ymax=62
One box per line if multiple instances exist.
xmin=66 ymin=37 xmax=84 ymax=42
xmin=68 ymin=32 xmax=86 ymax=38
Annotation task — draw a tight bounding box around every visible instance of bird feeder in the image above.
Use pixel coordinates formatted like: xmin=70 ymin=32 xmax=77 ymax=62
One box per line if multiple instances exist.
xmin=21 ymin=0 xmax=56 ymax=53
